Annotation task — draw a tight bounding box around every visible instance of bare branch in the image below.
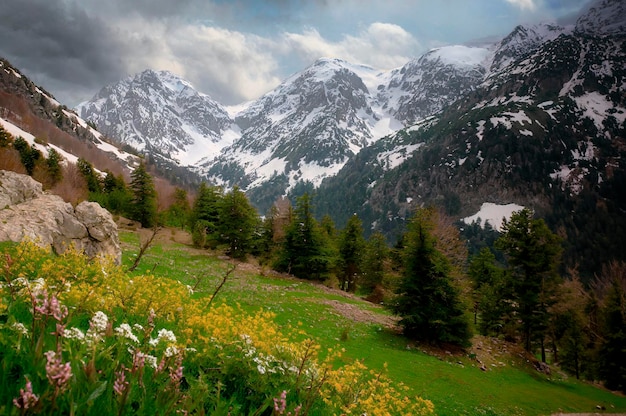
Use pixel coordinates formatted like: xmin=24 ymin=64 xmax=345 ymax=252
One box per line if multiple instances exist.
xmin=127 ymin=226 xmax=161 ymax=272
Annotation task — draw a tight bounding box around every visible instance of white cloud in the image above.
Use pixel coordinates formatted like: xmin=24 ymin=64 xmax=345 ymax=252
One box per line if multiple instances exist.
xmin=505 ymin=0 xmax=537 ymax=11
xmin=282 ymin=22 xmax=421 ymax=69
xmin=110 ymin=18 xmax=282 ymax=104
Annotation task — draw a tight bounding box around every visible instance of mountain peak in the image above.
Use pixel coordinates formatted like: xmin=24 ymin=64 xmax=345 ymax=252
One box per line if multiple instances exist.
xmin=575 ymin=0 xmax=626 ymax=35
xmin=422 ymin=45 xmax=491 ymax=68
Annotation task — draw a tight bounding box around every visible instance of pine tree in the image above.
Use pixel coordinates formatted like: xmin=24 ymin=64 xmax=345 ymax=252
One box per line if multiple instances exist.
xmin=496 ymin=208 xmax=562 ymax=358
xmin=598 ymin=279 xmax=626 ymax=392
xmin=76 ymin=158 xmax=102 ymax=193
xmin=46 ymin=148 xmax=63 ymax=186
xmin=190 ymin=183 xmax=223 ymax=248
xmin=338 ymin=214 xmax=365 ymax=292
xmin=13 ymin=136 xmax=41 ymax=176
xmin=391 ymin=207 xmax=471 ymax=347
xmin=360 ymin=232 xmax=388 ymax=295
xmin=467 ymin=247 xmax=513 ymax=336
xmin=129 ymin=162 xmax=157 ymax=228
xmin=217 ymin=186 xmax=258 ymax=259
xmin=276 ymin=193 xmax=330 ymax=280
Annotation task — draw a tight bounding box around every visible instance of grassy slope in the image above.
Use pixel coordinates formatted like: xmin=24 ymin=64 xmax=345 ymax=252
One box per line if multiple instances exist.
xmin=121 ymin=229 xmax=626 ymax=416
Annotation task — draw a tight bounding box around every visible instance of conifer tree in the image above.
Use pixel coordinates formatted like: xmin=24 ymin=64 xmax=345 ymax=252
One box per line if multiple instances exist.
xmin=129 ymin=161 xmax=157 ymax=228
xmin=338 ymin=214 xmax=365 ymax=292
xmin=13 ymin=136 xmax=41 ymax=175
xmin=360 ymin=232 xmax=388 ymax=295
xmin=96 ymin=170 xmax=132 ymax=216
xmin=598 ymin=279 xmax=626 ymax=392
xmin=276 ymin=193 xmax=330 ymax=280
xmin=391 ymin=207 xmax=471 ymax=347
xmin=468 ymin=247 xmax=513 ymax=335
xmin=496 ymin=208 xmax=562 ymax=357
xmin=190 ymin=183 xmax=223 ymax=248
xmin=76 ymin=157 xmax=101 ymax=193
xmin=217 ymin=186 xmax=258 ymax=259
xmin=46 ymin=148 xmax=63 ymax=186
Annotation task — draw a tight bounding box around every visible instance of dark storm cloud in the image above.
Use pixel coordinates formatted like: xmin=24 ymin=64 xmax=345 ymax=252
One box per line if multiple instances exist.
xmin=0 ymin=0 xmax=128 ymax=104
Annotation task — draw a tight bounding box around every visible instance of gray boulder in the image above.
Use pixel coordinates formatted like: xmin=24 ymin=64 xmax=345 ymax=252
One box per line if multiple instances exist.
xmin=0 ymin=170 xmax=122 ymax=263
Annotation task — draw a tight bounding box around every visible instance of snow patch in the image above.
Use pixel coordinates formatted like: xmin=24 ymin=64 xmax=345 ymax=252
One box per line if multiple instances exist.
xmin=462 ymin=202 xmax=525 ymax=231
xmin=573 ymin=92 xmax=626 ymax=131
xmin=476 ymin=120 xmax=486 ymax=141
xmin=377 ymin=143 xmax=424 ymax=171
xmin=1 ymin=117 xmax=78 ymax=165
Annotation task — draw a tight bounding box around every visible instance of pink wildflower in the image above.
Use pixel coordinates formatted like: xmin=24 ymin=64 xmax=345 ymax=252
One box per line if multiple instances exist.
xmin=273 ymin=390 xmax=287 ymax=414
xmin=113 ymin=368 xmax=129 ymax=396
xmin=44 ymin=350 xmax=72 ymax=392
xmin=12 ymin=378 xmax=39 ymax=410
xmin=169 ymin=356 xmax=184 ymax=385
xmin=132 ymin=349 xmax=146 ymax=372
xmin=33 ymin=290 xmax=68 ymax=321
xmin=148 ymin=308 xmax=156 ymax=326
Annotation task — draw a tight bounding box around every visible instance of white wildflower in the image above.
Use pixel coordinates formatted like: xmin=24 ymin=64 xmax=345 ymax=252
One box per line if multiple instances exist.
xmin=29 ymin=278 xmax=46 ymax=296
xmin=12 ymin=322 xmax=28 ymax=336
xmin=133 ymin=324 xmax=144 ymax=332
xmin=144 ymin=354 xmax=158 ymax=369
xmin=114 ymin=323 xmax=139 ymax=343
xmin=90 ymin=311 xmax=109 ymax=333
xmin=257 ymin=365 xmax=266 ymax=375
xmin=64 ymin=327 xmax=86 ymax=341
xmin=164 ymin=345 xmax=179 ymax=358
xmin=149 ymin=328 xmax=177 ymax=346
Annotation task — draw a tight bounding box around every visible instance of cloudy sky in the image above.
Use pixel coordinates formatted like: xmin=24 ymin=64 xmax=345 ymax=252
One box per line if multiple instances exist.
xmin=0 ymin=0 xmax=591 ymax=107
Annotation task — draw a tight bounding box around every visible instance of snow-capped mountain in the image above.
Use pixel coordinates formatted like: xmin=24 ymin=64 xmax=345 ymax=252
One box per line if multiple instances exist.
xmin=76 ymin=0 xmax=624 ymax=219
xmin=200 ymin=58 xmax=398 ymax=192
xmin=489 ymin=22 xmax=570 ymax=73
xmin=77 ymin=47 xmax=500 ymax=208
xmin=379 ymin=45 xmax=491 ymax=124
xmin=316 ymin=0 xmax=626 ymax=278
xmin=575 ymin=0 xmax=626 ymax=35
xmin=77 ymin=70 xmax=232 ymax=166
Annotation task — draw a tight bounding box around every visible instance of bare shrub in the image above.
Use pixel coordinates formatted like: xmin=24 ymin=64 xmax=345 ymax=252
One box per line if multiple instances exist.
xmin=50 ymin=163 xmax=88 ymax=205
xmin=0 ymin=147 xmax=27 ymax=174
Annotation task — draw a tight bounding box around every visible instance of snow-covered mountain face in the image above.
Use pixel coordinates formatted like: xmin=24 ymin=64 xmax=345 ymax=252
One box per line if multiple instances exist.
xmin=315 ymin=0 xmax=626 ymax=278
xmin=575 ymin=0 xmax=626 ymax=35
xmin=77 ymin=70 xmax=232 ymax=166
xmin=78 ymin=49 xmax=496 ymax=207
xmin=76 ymin=0 xmax=624 ymax=214
xmin=379 ymin=45 xmax=491 ymax=124
xmin=0 ymin=58 xmax=138 ymax=173
xmin=200 ymin=58 xmax=399 ymax=192
xmin=490 ymin=23 xmax=570 ymax=73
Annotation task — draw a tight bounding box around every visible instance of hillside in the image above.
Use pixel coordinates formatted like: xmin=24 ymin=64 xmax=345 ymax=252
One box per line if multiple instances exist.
xmin=316 ymin=16 xmax=626 ymax=278
xmin=118 ymin=229 xmax=626 ymax=415
xmin=0 ymin=58 xmax=138 ymax=177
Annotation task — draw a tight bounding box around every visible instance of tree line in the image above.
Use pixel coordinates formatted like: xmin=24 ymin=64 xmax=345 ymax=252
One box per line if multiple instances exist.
xmin=2 ymin=124 xmax=624 ymax=394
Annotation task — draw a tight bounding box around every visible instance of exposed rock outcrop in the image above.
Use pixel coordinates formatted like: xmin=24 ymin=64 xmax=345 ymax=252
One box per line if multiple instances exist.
xmin=0 ymin=170 xmax=121 ymax=263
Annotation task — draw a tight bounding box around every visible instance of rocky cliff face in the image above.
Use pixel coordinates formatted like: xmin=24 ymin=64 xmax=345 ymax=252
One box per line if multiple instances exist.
xmin=0 ymin=170 xmax=121 ymax=263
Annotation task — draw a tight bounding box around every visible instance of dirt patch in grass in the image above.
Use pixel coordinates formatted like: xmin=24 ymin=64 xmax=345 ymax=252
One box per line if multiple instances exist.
xmin=316 ymin=299 xmax=399 ymax=330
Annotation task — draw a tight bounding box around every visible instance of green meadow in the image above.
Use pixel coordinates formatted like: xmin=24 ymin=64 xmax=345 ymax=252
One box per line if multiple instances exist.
xmin=121 ymin=229 xmax=626 ymax=416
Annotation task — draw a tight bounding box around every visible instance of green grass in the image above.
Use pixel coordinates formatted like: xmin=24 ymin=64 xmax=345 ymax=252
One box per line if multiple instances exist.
xmin=120 ymin=230 xmax=626 ymax=416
